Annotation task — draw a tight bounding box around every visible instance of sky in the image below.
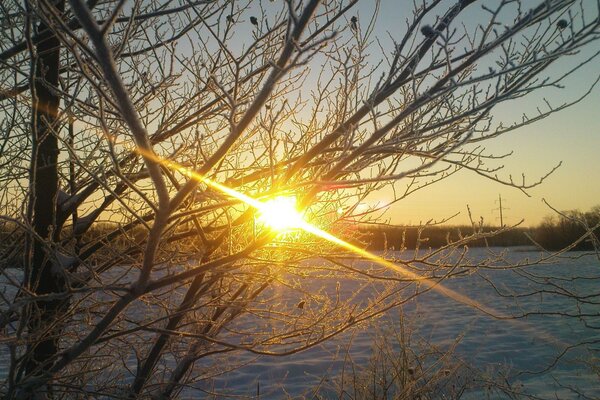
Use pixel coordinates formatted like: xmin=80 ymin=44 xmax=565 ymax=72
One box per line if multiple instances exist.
xmin=189 ymin=0 xmax=600 ymax=227
xmin=9 ymin=0 xmax=596 ymax=228
xmin=351 ymin=0 xmax=600 ymax=227
xmin=105 ymin=0 xmax=600 ymax=228
xmin=380 ymin=82 xmax=600 ymax=227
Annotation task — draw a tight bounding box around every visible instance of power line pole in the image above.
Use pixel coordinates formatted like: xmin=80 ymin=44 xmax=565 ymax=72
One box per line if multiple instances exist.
xmin=492 ymin=194 xmax=509 ymax=227
xmin=498 ymin=195 xmax=504 ymax=227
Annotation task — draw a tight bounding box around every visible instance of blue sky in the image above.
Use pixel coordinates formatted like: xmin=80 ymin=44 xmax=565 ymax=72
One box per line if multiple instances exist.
xmin=145 ymin=0 xmax=600 ymax=227
xmin=350 ymin=0 xmax=600 ymax=226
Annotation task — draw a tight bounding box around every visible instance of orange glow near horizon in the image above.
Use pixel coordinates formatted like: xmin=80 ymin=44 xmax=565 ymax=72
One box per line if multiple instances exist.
xmin=128 ymin=144 xmax=569 ymax=349
xmin=132 ymin=146 xmax=500 ymax=316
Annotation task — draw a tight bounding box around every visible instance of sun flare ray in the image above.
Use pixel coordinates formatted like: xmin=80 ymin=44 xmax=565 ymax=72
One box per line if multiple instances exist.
xmin=131 ymin=145 xmax=500 ymax=315
xmin=127 ymin=145 xmax=571 ymax=348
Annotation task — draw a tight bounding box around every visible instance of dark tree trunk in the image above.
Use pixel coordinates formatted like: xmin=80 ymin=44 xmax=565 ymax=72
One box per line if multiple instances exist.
xmin=25 ymin=0 xmax=66 ymax=382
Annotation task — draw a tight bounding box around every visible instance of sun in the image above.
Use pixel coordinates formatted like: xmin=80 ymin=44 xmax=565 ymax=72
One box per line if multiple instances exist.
xmin=257 ymin=196 xmax=304 ymax=231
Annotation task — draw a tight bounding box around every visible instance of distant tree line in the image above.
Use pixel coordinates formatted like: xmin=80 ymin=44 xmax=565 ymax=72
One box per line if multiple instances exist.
xmin=361 ymin=206 xmax=600 ymax=251
xmin=534 ymin=206 xmax=600 ymax=250
xmin=3 ymin=206 xmax=599 ymax=269
xmin=359 ymin=224 xmax=531 ymax=250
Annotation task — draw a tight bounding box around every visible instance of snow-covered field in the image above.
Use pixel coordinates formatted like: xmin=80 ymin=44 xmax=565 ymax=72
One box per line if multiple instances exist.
xmin=201 ymin=248 xmax=600 ymax=399
xmin=2 ymin=248 xmax=599 ymax=399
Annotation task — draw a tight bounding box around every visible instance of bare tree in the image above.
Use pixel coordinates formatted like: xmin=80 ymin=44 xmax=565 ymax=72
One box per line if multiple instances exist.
xmin=0 ymin=0 xmax=599 ymax=398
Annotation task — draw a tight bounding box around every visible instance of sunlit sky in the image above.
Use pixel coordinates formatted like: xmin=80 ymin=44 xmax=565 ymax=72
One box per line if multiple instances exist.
xmin=351 ymin=0 xmax=600 ymax=227
xmin=117 ymin=1 xmax=600 ymax=228
xmin=178 ymin=0 xmax=600 ymax=227
xmin=377 ymin=84 xmax=600 ymax=227
xmin=17 ymin=0 xmax=597 ymax=228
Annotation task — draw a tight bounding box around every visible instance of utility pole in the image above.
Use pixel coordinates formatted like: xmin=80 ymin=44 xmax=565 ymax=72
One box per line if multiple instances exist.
xmin=498 ymin=195 xmax=504 ymax=227
xmin=493 ymin=194 xmax=509 ymax=227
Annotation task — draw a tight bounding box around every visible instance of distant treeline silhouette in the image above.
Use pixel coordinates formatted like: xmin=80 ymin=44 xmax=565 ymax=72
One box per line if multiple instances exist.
xmin=533 ymin=206 xmax=600 ymax=250
xmin=359 ymin=205 xmax=600 ymax=251
xmin=2 ymin=207 xmax=598 ymax=270
xmin=358 ymin=225 xmax=531 ymax=250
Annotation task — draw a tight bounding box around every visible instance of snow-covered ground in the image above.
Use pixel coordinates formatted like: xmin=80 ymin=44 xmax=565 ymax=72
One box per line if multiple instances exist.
xmin=2 ymin=248 xmax=598 ymax=398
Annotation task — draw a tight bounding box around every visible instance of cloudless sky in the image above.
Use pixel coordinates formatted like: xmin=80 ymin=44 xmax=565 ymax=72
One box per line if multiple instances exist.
xmin=351 ymin=0 xmax=600 ymax=227
xmin=122 ymin=0 xmax=600 ymax=228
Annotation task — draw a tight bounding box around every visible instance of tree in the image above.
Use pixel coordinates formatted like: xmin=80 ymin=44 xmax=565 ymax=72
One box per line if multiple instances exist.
xmin=0 ymin=0 xmax=599 ymax=398
xmin=534 ymin=204 xmax=600 ymax=250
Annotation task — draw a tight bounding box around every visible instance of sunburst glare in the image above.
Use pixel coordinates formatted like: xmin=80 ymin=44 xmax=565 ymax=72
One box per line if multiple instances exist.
xmin=257 ymin=196 xmax=304 ymax=231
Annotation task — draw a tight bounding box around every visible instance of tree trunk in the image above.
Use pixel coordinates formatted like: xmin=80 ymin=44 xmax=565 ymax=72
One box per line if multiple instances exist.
xmin=25 ymin=0 xmax=66 ymax=382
